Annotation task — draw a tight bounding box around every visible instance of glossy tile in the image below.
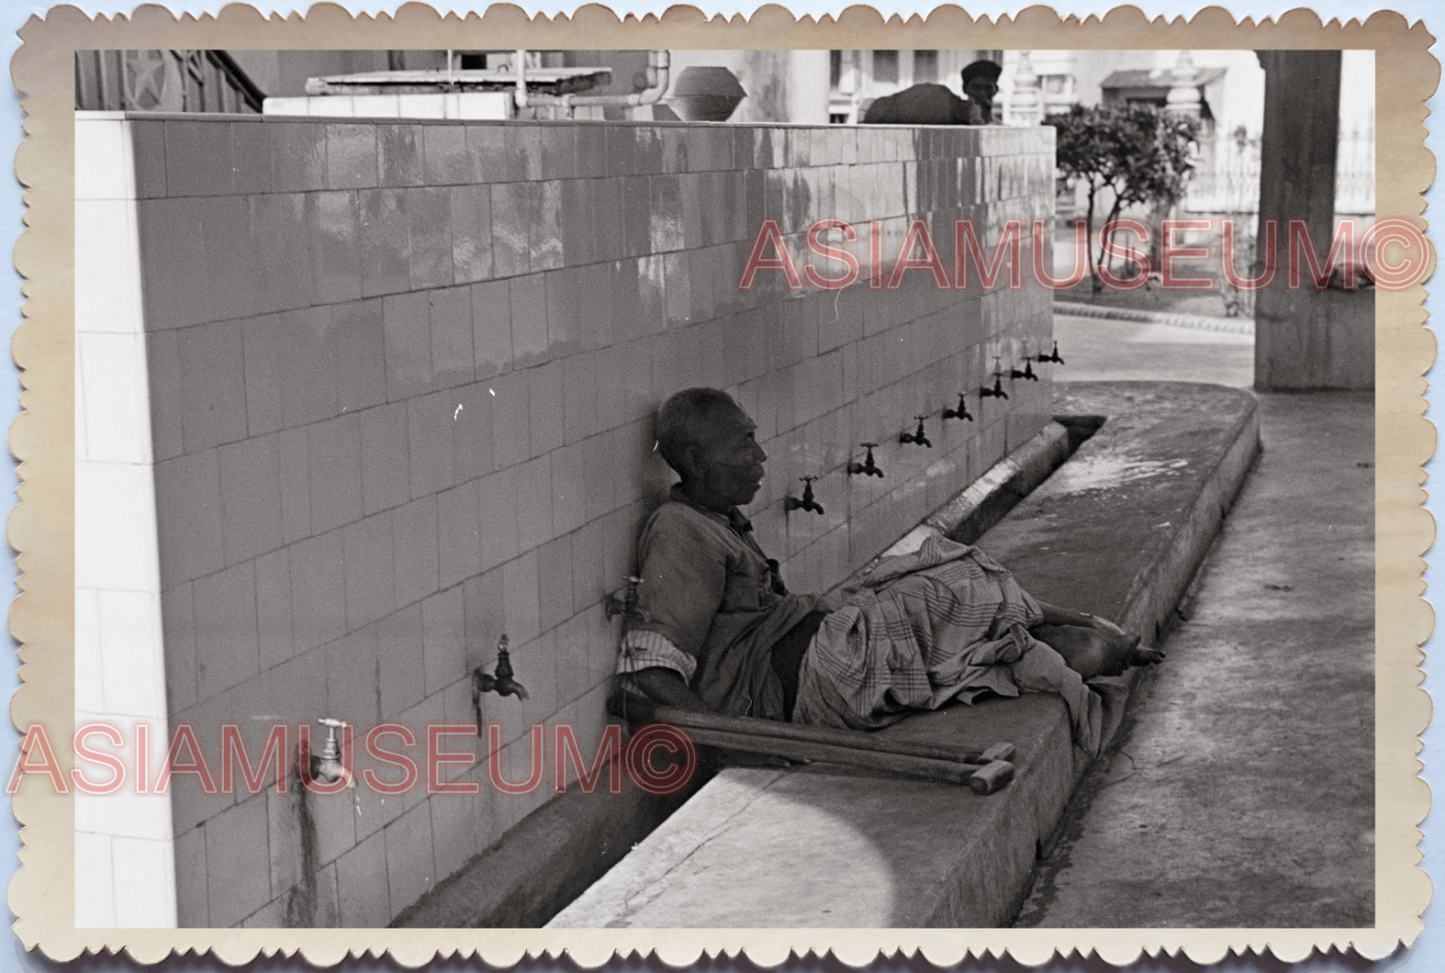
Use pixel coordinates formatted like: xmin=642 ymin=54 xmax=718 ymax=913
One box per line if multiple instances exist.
xmin=436 ymin=480 xmax=481 ymax=591
xmin=333 ymin=298 xmax=388 ymax=414
xmin=508 ymin=274 xmax=549 ymax=369
xmin=531 ymin=180 xmax=564 ymax=272
xmin=343 ymin=511 xmax=396 ymax=633
xmin=421 ymin=586 xmax=467 ymax=699
xmin=568 ymin=517 xmax=606 ymax=616
xmin=253 ymin=548 xmax=294 ymax=673
xmin=543 ymin=268 xmax=583 ymax=359
xmin=205 ymin=796 xmax=272 ymax=927
xmin=513 ymin=455 xmax=553 ymax=553
xmin=635 ymin=254 xmax=666 ymax=335
xmin=575 ymin=262 xmax=613 ymax=352
xmin=507 ymin=124 xmax=543 ymax=181
xmin=620 ymin=175 xmax=652 ymax=258
xmin=558 ymin=179 xmax=594 ymax=267
xmin=429 ymin=286 xmax=475 ymax=391
xmin=311 ymin=190 xmax=363 ymax=305
xmin=536 ymin=533 xmax=574 ymax=633
xmin=489 ymin=182 xmax=530 ymax=278
xmin=579 ymin=430 xmax=619 ymax=524
xmin=573 ymin=125 xmax=607 ymax=179
xmin=604 ymin=126 xmax=638 ymax=177
xmin=465 ymin=124 xmax=513 ymax=183
xmin=226 ymin=121 xmax=273 ymax=196
xmin=165 ymin=120 xmax=233 ymax=197
xmin=175 ymin=320 xmax=248 ymax=453
xmin=326 ymin=123 xmax=377 ymax=190
xmin=539 ymin=125 xmax=577 ymax=181
xmin=278 ymin=306 xmax=339 ymax=429
xmin=195 ymin=195 xmax=253 ymax=324
xmin=136 ymin=196 xmax=206 ymax=330
xmin=358 ymin=401 xmax=410 ymax=516
xmin=129 ymin=120 xmax=169 ymax=199
xmin=269 ymin=122 xmax=328 ymax=194
xmin=336 ymin=827 xmax=390 ymax=926
xmin=469 ymin=279 xmax=512 ymax=378
xmin=544 ymin=442 xmax=584 ymax=538
xmin=450 ymin=184 xmax=494 ymax=284
xmin=359 ymin=188 xmax=411 ymax=297
xmin=633 ymin=126 xmax=662 ymax=175
xmin=526 ymin=361 xmax=564 ymax=459
xmin=217 ymin=434 xmax=282 ymax=567
xmin=405 ymin=187 xmax=454 ymax=290
xmin=423 ymin=123 xmax=475 ymax=185
xmin=393 ymin=496 xmax=440 ymax=609
xmin=249 ymin=192 xmax=310 ymax=314
xmin=663 ymin=252 xmax=691 ymax=329
xmin=407 ymin=389 xmax=457 ymax=500
xmin=589 ymin=178 xmax=624 ymax=265
xmin=377 ymin=123 xmax=424 ymax=187
xmin=476 ymin=467 xmax=519 ymax=573
xmin=487 ymin=370 xmax=531 ymax=471
xmin=450 ymin=380 xmax=495 ymax=484
xmin=192 ymin=561 xmax=259 ymax=704
xmin=500 ymin=549 xmax=541 ymax=646
xmin=270 ymin=425 xmax=310 ymax=547
xmin=649 ymin=174 xmax=684 ymax=254
xmin=307 ymin=412 xmax=363 ymax=535
xmin=383 ymin=802 xmax=434 ymax=921
xmin=560 ymin=351 xmax=598 ymax=447
xmin=382 ymin=291 xmax=434 ymax=400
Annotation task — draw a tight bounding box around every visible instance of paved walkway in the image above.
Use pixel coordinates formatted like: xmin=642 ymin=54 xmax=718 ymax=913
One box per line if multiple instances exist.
xmin=1051 ymin=312 xmax=1255 ymax=388
xmin=1014 ymin=314 xmax=1375 ymax=926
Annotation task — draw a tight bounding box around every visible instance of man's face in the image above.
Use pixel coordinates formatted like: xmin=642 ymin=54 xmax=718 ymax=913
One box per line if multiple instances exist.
xmin=693 ymin=406 xmax=768 ymax=508
xmin=964 ymin=76 xmax=998 ymax=109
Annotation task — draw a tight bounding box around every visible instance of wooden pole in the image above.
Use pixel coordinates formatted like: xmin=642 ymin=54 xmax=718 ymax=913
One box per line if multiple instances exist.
xmin=611 ymin=695 xmax=1016 ymax=767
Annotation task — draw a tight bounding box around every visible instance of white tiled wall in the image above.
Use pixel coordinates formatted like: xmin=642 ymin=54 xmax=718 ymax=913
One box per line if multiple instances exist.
xmin=111 ymin=114 xmax=1055 ymax=928
xmin=74 ymin=112 xmax=176 ymax=928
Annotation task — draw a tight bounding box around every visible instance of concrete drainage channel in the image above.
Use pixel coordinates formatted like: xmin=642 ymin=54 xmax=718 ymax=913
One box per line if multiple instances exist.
xmin=402 ymin=382 xmax=1261 ymax=929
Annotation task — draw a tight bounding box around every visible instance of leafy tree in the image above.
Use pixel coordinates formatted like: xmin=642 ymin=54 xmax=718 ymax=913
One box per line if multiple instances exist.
xmin=1046 ymin=103 xmax=1201 ymax=291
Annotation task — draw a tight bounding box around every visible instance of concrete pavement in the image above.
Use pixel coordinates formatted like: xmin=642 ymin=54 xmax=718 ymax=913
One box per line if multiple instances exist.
xmin=1052 ymin=313 xmax=1255 ymax=388
xmin=1015 ymin=316 xmax=1375 ymax=927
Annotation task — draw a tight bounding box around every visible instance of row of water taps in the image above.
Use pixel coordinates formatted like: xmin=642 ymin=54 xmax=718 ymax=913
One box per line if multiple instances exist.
xmin=781 ymin=342 xmax=1065 ymax=514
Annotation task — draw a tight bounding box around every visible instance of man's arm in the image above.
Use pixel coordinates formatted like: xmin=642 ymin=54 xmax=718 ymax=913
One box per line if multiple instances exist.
xmin=631 ymin=667 xmax=712 ymax=713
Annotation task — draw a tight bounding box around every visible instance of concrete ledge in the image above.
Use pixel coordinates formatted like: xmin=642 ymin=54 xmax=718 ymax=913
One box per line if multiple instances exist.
xmin=548 ymin=381 xmax=1260 ymax=929
xmin=394 ymin=778 xmax=699 ymax=928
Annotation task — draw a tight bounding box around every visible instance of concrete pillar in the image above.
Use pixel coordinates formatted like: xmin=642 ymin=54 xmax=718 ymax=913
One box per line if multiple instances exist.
xmin=1252 ymin=50 xmax=1368 ymax=390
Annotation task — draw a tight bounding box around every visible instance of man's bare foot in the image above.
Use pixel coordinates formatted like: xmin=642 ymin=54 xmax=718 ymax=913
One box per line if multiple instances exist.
xmin=1030 ymin=623 xmax=1166 ymax=680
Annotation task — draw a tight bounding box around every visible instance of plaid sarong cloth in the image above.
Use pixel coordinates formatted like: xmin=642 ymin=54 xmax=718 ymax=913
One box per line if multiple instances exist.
xmin=793 ymin=533 xmax=1105 ymax=754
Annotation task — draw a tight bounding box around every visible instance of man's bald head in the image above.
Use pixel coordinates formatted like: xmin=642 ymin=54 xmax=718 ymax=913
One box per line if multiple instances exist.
xmin=656 ymin=388 xmax=745 ymax=475
xmin=656 ymin=388 xmax=769 ymax=512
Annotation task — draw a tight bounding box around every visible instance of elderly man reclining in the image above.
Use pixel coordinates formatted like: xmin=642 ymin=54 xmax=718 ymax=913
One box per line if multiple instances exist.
xmin=617 ymin=388 xmax=1163 ymax=755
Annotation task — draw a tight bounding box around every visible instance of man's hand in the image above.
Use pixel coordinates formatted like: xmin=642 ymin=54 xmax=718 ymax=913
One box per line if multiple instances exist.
xmin=632 ymin=667 xmax=712 ymax=713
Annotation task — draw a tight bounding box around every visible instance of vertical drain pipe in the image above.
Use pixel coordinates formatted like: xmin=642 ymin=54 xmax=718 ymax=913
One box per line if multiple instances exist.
xmin=512 ymin=48 xmax=530 ymax=114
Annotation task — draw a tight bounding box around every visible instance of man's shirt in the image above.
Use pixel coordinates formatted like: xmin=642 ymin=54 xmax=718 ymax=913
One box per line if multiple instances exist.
xmin=616 ymin=486 xmax=824 ymax=719
xmin=861 ymin=83 xmax=985 ymax=125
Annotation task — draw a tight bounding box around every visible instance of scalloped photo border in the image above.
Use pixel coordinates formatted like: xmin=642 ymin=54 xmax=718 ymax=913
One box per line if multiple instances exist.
xmin=9 ymin=3 xmax=1437 ymax=967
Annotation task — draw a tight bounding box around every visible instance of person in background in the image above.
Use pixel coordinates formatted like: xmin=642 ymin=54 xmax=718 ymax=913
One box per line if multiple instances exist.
xmin=861 ymin=58 xmax=1002 ymax=125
